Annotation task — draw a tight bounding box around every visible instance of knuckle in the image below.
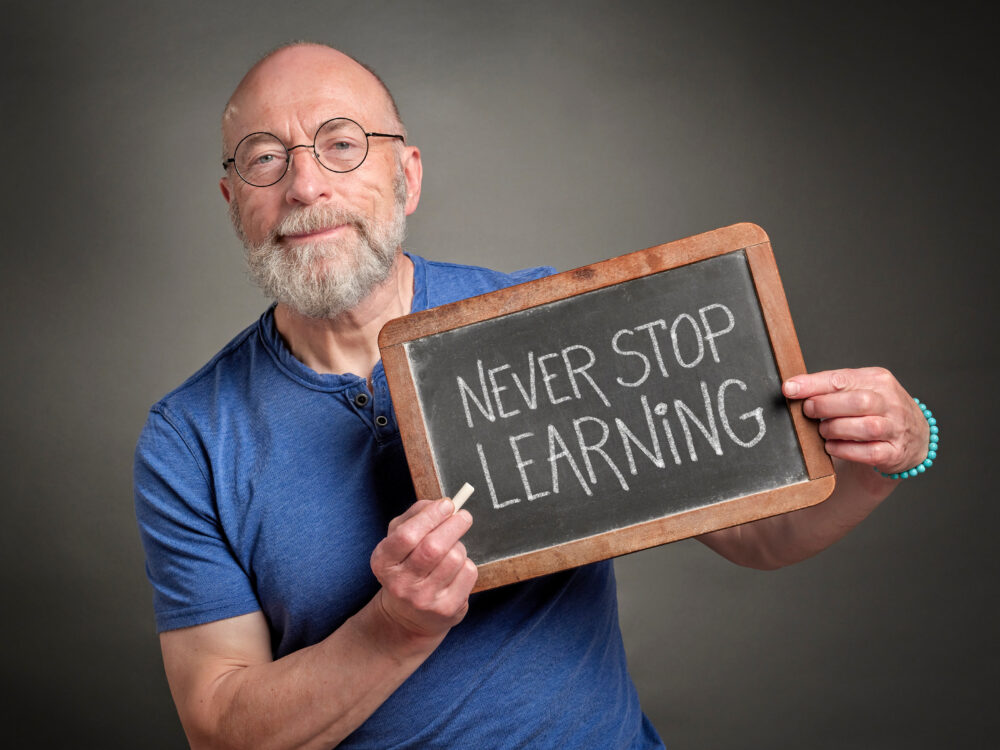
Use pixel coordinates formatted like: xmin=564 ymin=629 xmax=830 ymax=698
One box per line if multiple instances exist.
xmin=422 ymin=538 xmax=447 ymax=561
xmin=830 ymin=371 xmax=850 ymax=390
xmin=409 ymin=590 xmax=433 ymax=611
xmin=870 ymin=442 xmax=893 ymax=465
xmin=864 ymin=416 xmax=884 ymax=439
xmin=410 ymin=540 xmax=444 ymax=568
xmin=383 ymin=577 xmax=409 ymax=601
xmin=433 ymin=598 xmax=457 ymax=618
xmin=387 ymin=514 xmax=407 ymax=533
xmin=855 ymin=391 xmax=874 ymax=412
xmin=395 ymin=527 xmax=422 ymax=550
xmin=871 ymin=366 xmax=893 ymax=382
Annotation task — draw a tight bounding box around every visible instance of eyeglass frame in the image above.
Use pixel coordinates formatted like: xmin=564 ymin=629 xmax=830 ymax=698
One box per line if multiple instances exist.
xmin=222 ymin=116 xmax=406 ymax=187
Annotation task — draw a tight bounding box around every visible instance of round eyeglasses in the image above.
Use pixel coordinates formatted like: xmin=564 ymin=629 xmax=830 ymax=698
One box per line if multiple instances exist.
xmin=223 ymin=117 xmax=405 ymax=187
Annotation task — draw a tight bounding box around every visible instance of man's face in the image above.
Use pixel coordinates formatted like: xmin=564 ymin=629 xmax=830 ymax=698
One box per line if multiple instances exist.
xmin=228 ymin=162 xmax=408 ymax=319
xmin=219 ymin=46 xmax=422 ymax=318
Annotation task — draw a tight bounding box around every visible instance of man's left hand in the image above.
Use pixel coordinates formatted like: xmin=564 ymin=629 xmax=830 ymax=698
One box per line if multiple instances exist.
xmin=782 ymin=367 xmax=929 ymax=476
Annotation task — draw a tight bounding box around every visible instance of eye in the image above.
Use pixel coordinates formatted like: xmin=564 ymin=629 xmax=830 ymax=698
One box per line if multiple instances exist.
xmin=234 ymin=133 xmax=288 ymax=176
xmin=318 ymin=136 xmax=363 ymax=154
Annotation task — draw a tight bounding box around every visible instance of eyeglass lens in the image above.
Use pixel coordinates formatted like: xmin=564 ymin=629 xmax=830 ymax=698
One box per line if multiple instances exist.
xmin=233 ymin=118 xmax=371 ymax=186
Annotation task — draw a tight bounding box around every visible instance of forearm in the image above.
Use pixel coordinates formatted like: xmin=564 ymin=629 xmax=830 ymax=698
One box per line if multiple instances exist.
xmin=697 ymin=458 xmax=897 ymax=569
xmin=175 ymin=594 xmax=443 ymax=750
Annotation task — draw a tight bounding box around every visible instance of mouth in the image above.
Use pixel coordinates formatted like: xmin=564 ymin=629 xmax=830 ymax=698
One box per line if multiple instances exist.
xmin=279 ymin=224 xmax=352 ymax=244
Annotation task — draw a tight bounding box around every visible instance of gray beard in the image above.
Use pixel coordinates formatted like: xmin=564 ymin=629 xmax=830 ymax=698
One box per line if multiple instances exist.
xmin=230 ymin=171 xmax=407 ymax=319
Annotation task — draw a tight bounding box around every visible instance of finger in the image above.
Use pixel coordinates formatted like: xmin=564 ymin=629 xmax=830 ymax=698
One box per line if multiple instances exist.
xmin=412 ymin=559 xmax=478 ymax=630
xmin=823 ymin=439 xmax=899 ymax=468
xmin=400 ymin=509 xmax=474 ymax=579
xmin=784 ymin=367 xmax=893 ymax=400
xmin=442 ymin=558 xmax=478 ymax=609
xmin=387 ymin=499 xmax=436 ymax=535
xmin=421 ymin=540 xmax=469 ymax=590
xmin=818 ymin=415 xmax=892 ymax=442
xmin=802 ymin=390 xmax=884 ymax=420
xmin=377 ymin=498 xmax=456 ymax=566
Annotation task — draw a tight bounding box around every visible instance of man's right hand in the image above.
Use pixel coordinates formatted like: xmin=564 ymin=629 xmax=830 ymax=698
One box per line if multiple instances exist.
xmin=370 ymin=498 xmax=478 ymax=642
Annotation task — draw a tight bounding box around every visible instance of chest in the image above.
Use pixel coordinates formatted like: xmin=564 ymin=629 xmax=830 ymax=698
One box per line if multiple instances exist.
xmin=209 ymin=390 xmax=416 ymax=656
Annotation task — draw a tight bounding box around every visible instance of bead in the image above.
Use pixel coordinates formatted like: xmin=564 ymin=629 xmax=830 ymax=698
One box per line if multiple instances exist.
xmin=877 ymin=397 xmax=937 ymax=480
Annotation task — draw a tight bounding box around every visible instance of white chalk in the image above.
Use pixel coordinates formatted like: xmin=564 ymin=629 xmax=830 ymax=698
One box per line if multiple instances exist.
xmin=452 ymin=482 xmax=475 ymax=512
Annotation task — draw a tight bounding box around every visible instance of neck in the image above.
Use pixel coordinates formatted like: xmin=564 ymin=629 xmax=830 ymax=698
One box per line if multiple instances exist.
xmin=273 ymin=252 xmax=414 ymax=381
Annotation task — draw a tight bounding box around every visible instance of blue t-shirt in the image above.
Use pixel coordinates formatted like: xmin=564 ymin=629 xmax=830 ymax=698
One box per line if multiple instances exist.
xmin=134 ymin=254 xmax=664 ymax=748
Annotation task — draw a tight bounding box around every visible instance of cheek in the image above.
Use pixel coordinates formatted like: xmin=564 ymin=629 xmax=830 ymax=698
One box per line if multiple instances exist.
xmin=235 ymin=193 xmax=281 ymax=243
xmin=357 ymin=155 xmax=403 ymax=213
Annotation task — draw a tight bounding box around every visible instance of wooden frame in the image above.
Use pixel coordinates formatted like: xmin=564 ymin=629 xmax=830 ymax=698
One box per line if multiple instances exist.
xmin=379 ymin=223 xmax=834 ymax=591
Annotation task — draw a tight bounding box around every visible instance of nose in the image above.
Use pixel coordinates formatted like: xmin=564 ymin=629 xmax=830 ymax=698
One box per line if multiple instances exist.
xmin=282 ymin=146 xmax=334 ymax=206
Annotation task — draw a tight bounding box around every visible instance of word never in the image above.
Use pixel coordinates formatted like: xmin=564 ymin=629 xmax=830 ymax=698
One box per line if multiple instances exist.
xmin=456 ymin=302 xmax=737 ymax=430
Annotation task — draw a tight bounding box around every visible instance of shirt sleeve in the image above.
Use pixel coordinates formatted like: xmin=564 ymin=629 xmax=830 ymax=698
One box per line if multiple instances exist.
xmin=133 ymin=407 xmax=260 ymax=632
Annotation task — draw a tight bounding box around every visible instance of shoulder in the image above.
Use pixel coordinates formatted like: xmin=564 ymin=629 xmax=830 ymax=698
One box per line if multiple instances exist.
xmin=149 ymin=315 xmax=264 ymax=419
xmin=415 ymin=255 xmax=557 ymax=308
xmin=137 ymin=313 xmax=274 ymax=462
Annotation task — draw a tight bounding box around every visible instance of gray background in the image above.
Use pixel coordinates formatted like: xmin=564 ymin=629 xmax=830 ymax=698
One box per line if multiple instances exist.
xmin=2 ymin=1 xmax=995 ymax=747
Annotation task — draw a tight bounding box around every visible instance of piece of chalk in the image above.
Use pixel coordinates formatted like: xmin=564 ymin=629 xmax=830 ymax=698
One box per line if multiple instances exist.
xmin=452 ymin=483 xmax=474 ymax=512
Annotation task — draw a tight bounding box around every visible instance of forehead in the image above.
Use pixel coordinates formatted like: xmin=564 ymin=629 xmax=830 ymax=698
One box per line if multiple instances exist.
xmin=223 ymin=47 xmax=392 ymax=144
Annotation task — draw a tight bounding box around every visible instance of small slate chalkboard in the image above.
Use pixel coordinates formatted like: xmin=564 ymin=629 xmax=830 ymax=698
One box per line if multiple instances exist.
xmin=379 ymin=223 xmax=834 ymax=591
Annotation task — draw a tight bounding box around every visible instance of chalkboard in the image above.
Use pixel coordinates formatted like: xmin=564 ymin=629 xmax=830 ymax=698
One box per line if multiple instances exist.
xmin=380 ymin=223 xmax=834 ymax=591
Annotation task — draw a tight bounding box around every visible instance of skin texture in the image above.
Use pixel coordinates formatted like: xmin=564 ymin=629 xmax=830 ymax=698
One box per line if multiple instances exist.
xmin=158 ymin=42 xmax=928 ymax=749
xmin=698 ymin=367 xmax=927 ymax=569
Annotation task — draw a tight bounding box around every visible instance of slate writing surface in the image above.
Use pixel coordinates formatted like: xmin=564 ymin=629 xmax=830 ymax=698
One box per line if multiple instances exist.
xmin=404 ymin=250 xmax=808 ymax=566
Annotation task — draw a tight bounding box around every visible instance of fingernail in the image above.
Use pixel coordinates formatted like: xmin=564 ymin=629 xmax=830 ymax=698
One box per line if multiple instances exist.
xmin=784 ymin=381 xmax=800 ymax=397
xmin=439 ymin=498 xmax=454 ymax=515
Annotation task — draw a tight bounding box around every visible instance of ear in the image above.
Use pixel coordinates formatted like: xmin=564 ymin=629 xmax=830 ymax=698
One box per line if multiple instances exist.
xmin=219 ymin=177 xmax=232 ymax=203
xmin=401 ymin=146 xmax=422 ymax=216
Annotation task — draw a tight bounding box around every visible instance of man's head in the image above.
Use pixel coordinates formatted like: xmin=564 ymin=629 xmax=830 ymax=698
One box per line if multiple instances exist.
xmin=220 ymin=43 xmax=422 ymax=318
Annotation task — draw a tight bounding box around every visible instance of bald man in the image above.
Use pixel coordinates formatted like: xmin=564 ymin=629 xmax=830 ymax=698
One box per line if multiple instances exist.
xmin=134 ymin=43 xmax=931 ymax=749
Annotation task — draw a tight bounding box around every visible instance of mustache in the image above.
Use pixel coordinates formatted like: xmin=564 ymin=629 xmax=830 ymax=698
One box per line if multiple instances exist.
xmin=272 ymin=205 xmax=369 ymax=242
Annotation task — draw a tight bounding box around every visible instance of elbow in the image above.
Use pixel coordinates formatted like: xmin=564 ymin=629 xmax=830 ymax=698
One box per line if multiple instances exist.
xmin=737 ymin=555 xmax=791 ymax=572
xmin=715 ymin=544 xmax=792 ymax=571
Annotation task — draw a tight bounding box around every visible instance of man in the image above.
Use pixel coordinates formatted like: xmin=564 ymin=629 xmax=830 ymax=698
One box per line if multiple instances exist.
xmin=134 ymin=43 xmax=931 ymax=749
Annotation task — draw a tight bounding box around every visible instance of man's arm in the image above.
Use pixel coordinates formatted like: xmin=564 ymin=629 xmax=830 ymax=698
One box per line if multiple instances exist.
xmin=160 ymin=498 xmax=477 ymax=750
xmin=698 ymin=367 xmax=929 ymax=569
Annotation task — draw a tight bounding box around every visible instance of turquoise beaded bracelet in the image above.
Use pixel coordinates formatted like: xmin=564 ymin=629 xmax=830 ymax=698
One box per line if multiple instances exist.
xmin=875 ymin=397 xmax=938 ymax=479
